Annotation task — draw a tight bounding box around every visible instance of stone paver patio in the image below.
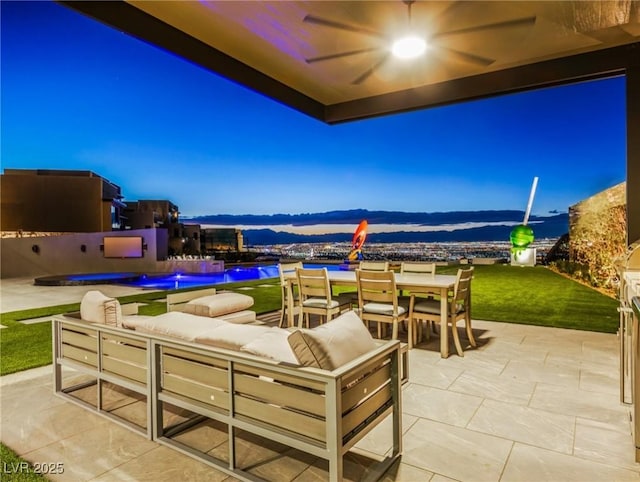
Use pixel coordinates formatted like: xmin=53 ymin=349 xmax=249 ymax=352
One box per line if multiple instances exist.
xmin=1 ymin=278 xmax=638 ymax=481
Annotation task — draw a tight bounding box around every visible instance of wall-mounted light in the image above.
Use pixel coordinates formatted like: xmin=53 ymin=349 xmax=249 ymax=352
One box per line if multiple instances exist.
xmin=80 ymin=244 xmax=87 ymax=253
xmin=32 ymin=244 xmax=40 ymax=254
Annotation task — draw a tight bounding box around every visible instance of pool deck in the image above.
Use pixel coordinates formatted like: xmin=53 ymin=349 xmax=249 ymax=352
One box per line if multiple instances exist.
xmin=0 ymin=277 xmax=158 ymax=313
xmin=2 ymin=277 xmax=640 ymax=480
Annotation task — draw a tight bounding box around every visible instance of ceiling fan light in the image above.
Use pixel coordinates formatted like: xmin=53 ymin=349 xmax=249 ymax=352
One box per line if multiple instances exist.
xmin=392 ymin=35 xmax=427 ymax=59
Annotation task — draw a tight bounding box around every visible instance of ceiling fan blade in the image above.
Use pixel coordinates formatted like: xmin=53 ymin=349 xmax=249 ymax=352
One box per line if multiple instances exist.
xmin=352 ymin=53 xmax=390 ymax=85
xmin=303 ymin=14 xmax=385 ymax=39
xmin=437 ymin=46 xmax=495 ymax=67
xmin=305 ymin=47 xmax=381 ymax=64
xmin=433 ymin=15 xmax=537 ymax=40
xmin=432 ymin=1 xmax=463 ymax=23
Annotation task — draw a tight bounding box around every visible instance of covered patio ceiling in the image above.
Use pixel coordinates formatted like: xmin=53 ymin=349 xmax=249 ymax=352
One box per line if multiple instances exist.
xmin=58 ymin=0 xmax=640 ymax=242
xmin=61 ymin=0 xmax=639 ymax=123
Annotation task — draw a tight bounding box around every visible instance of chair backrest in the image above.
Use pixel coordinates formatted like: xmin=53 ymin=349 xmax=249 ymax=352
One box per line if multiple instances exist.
xmin=452 ymin=267 xmax=474 ymax=310
xmin=296 ymin=267 xmax=332 ymax=303
xmin=356 ymin=269 xmax=398 ymax=308
xmin=400 ymin=261 xmax=436 ymax=276
xmin=278 ymin=262 xmax=303 ymax=287
xmin=359 ymin=260 xmax=389 ymax=271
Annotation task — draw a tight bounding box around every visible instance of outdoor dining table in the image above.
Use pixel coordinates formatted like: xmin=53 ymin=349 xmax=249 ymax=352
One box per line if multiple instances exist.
xmin=284 ymin=269 xmax=459 ymax=358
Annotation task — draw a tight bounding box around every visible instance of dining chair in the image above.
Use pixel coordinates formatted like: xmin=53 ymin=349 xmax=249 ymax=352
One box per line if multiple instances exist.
xmin=341 ymin=261 xmax=390 ymax=307
xmin=359 ymin=260 xmax=390 ymax=271
xmin=296 ymin=267 xmax=352 ymax=328
xmin=408 ymin=267 xmax=476 ymax=356
xmin=356 ymin=269 xmax=410 ymax=346
xmin=352 ymin=261 xmax=390 ymax=306
xmin=400 ymin=261 xmax=436 ymax=276
xmin=278 ymin=261 xmax=302 ymax=327
xmin=399 ymin=261 xmax=437 ymax=329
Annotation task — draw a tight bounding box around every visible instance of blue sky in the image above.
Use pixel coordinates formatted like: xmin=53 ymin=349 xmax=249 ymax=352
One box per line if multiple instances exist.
xmin=1 ymin=1 xmax=627 ymax=218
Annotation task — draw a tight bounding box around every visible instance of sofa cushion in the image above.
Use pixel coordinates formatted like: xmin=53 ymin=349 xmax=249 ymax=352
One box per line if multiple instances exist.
xmin=132 ymin=311 xmax=228 ymax=341
xmin=80 ymin=290 xmax=123 ymax=327
xmin=121 ymin=315 xmax=156 ymax=330
xmin=195 ymin=324 xmax=271 ymax=351
xmin=218 ymin=309 xmax=257 ymax=324
xmin=287 ymin=310 xmax=376 ymax=370
xmin=240 ymin=328 xmax=300 ymax=365
xmin=184 ymin=292 xmax=254 ymax=317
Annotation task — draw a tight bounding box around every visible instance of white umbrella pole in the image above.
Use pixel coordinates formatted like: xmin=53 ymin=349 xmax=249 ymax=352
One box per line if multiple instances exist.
xmin=523 ymin=176 xmax=539 ymax=226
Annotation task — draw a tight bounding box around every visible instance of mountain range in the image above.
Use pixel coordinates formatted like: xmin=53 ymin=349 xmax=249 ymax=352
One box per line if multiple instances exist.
xmin=185 ymin=209 xmax=568 ymax=245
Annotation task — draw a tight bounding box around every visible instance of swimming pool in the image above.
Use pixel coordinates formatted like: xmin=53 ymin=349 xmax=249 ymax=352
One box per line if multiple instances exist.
xmin=34 ymin=263 xmax=341 ymax=290
xmin=122 ymin=265 xmax=282 ymax=290
xmin=119 ymin=263 xmax=343 ymax=290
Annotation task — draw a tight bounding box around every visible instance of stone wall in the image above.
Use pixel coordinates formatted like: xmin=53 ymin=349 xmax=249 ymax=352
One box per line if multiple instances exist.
xmin=568 ymin=182 xmax=627 ymax=288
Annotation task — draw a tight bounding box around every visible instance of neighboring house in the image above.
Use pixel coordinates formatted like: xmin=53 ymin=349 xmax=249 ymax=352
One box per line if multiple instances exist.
xmin=201 ymin=228 xmax=244 ymax=253
xmin=0 ymin=168 xmax=246 ymax=258
xmin=0 ymin=168 xmax=125 ymax=232
xmin=123 ymin=200 xmax=179 ymax=230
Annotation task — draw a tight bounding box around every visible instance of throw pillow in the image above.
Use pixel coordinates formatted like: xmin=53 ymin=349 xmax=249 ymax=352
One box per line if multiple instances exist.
xmin=287 ymin=310 xmax=376 ymax=370
xmin=241 ymin=328 xmax=300 ymax=364
xmin=80 ymin=290 xmax=123 ymax=327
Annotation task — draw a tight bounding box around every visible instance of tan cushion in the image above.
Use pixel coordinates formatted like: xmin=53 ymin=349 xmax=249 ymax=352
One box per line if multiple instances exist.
xmin=184 ymin=292 xmax=254 ymax=317
xmin=195 ymin=324 xmax=271 ymax=351
xmin=80 ymin=290 xmax=123 ymax=327
xmin=121 ymin=315 xmax=155 ymax=330
xmin=362 ymin=302 xmax=407 ymax=316
xmin=218 ymin=310 xmax=257 ymax=324
xmin=287 ymin=310 xmax=376 ymax=370
xmin=413 ymin=299 xmax=464 ymax=315
xmin=133 ymin=311 xmax=228 ymax=341
xmin=240 ymin=328 xmax=300 ymax=364
xmin=412 ymin=299 xmax=441 ymax=315
xmin=301 ymin=298 xmax=341 ymax=309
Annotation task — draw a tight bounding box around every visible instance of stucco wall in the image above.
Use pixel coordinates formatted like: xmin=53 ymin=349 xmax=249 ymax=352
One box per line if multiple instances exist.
xmin=0 ymin=228 xmax=168 ymax=279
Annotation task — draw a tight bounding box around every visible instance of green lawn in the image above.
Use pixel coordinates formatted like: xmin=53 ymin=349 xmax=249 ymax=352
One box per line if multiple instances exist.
xmin=0 ymin=443 xmax=49 ymax=481
xmin=0 ymin=279 xmax=281 ymax=376
xmin=449 ymin=265 xmax=619 ymax=332
xmin=0 ymin=266 xmax=619 ymax=376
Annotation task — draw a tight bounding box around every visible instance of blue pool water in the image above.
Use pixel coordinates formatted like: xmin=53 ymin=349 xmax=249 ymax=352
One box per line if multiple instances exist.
xmin=34 ymin=263 xmax=342 ymax=289
xmin=67 ymin=272 xmax=140 ymax=282
xmin=116 ymin=263 xmax=341 ymax=290
xmin=121 ymin=265 xmax=281 ymax=290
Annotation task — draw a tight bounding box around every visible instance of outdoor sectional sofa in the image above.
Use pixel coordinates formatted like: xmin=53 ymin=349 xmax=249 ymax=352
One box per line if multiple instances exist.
xmin=52 ymin=290 xmax=404 ymax=481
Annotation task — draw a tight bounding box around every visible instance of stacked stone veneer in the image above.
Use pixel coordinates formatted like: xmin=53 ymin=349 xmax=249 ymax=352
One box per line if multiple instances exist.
xmin=569 ymin=182 xmax=627 ymax=288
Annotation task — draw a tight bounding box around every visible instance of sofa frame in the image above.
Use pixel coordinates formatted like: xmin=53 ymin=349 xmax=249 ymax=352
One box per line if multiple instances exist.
xmin=52 ymin=313 xmax=403 ymax=481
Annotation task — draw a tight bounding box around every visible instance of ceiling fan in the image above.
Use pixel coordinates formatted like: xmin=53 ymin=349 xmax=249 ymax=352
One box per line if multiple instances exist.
xmin=303 ymin=0 xmax=537 ymax=85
